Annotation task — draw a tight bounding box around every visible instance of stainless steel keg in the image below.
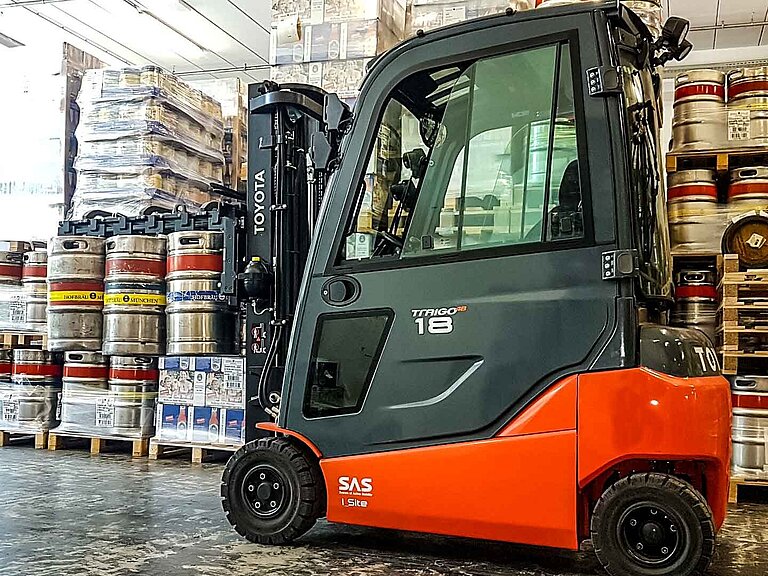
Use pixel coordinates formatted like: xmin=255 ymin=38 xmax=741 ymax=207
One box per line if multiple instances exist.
xmin=47 ymin=236 xmax=105 ymax=351
xmin=0 ymin=250 xmax=23 ymax=285
xmin=166 ymin=231 xmax=235 ymax=354
xmin=22 ymin=250 xmax=48 ymax=327
xmin=103 ymin=236 xmax=167 ymax=355
xmin=731 ymin=375 xmax=768 ymax=393
xmin=670 ymin=269 xmax=718 ymax=343
xmin=58 ymin=351 xmax=109 ymax=431
xmin=11 ymin=349 xmax=62 ymax=430
xmin=731 ymin=391 xmax=768 ymax=473
xmin=0 ymin=348 xmax=11 ymax=383
xmin=728 ymin=67 xmax=768 ymax=144
xmin=672 ymin=70 xmax=726 ymax=151
xmin=667 ymin=170 xmax=719 ymax=240
xmin=108 ymin=356 xmax=158 ymax=437
xmin=728 ymin=167 xmax=768 ymax=211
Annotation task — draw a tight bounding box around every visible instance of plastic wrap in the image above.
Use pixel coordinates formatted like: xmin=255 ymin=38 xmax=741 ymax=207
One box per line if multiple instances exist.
xmin=272 ymin=0 xmax=407 ymax=36
xmin=411 ymin=0 xmax=531 ymax=31
xmin=54 ymin=383 xmax=157 ymax=439
xmin=0 ymin=285 xmax=47 ymax=333
xmin=0 ymin=382 xmax=60 ymax=432
xmin=271 ymin=58 xmax=372 ymax=99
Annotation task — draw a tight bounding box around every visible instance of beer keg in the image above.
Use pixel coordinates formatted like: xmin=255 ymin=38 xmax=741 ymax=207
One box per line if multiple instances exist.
xmin=59 ymin=351 xmax=108 ymax=432
xmin=672 ymin=70 xmax=726 ymax=151
xmin=0 ymin=250 xmax=23 ymax=285
xmin=47 ymin=236 xmax=105 ymax=351
xmin=670 ymin=269 xmax=718 ymax=343
xmin=667 ymin=169 xmax=718 ymax=222
xmin=22 ymin=250 xmax=48 ymax=327
xmin=728 ymin=167 xmax=768 ymax=211
xmin=108 ymin=356 xmax=158 ymax=436
xmin=722 ymin=211 xmax=768 ymax=269
xmin=103 ymin=236 xmax=167 ymax=355
xmin=731 ymin=375 xmax=768 ymax=393
xmin=166 ymin=231 xmax=235 ymax=355
xmin=728 ymin=67 xmax=768 ymax=144
xmin=11 ymin=349 xmax=62 ymax=430
xmin=731 ymin=391 xmax=768 ymax=474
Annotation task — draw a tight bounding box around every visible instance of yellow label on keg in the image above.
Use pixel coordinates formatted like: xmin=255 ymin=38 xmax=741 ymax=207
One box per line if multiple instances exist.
xmin=104 ymin=293 xmax=166 ymax=306
xmin=49 ymin=291 xmax=104 ymax=302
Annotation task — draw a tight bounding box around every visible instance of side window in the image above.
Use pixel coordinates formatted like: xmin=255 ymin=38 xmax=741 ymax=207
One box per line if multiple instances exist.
xmin=303 ymin=312 xmax=392 ymax=418
xmin=340 ymin=42 xmax=583 ymax=263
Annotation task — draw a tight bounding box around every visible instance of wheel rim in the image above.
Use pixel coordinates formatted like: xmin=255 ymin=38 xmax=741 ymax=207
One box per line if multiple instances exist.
xmin=617 ymin=501 xmax=686 ymax=568
xmin=241 ymin=464 xmax=291 ymax=519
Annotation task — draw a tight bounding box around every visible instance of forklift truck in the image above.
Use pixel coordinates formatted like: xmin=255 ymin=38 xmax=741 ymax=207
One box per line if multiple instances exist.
xmin=221 ymin=3 xmax=732 ymax=575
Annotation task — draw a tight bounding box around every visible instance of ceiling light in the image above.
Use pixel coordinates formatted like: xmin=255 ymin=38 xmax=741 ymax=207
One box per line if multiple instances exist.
xmin=0 ymin=31 xmax=24 ymax=48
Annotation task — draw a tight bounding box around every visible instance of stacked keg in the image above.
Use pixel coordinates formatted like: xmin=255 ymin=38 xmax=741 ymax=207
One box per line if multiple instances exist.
xmin=667 ymin=170 xmax=719 ymax=250
xmin=672 ymin=70 xmax=727 ymax=152
xmin=727 ymin=167 xmax=768 ymax=212
xmin=22 ymin=250 xmax=48 ymax=328
xmin=670 ymin=269 xmax=718 ymax=344
xmin=730 ymin=376 xmax=768 ymax=477
xmin=108 ymin=356 xmax=158 ymax=436
xmin=728 ymin=67 xmax=768 ymax=145
xmin=58 ymin=351 xmax=108 ymax=432
xmin=11 ymin=349 xmax=62 ymax=430
xmin=166 ymin=231 xmax=235 ymax=354
xmin=103 ymin=236 xmax=167 ymax=355
xmin=47 ymin=236 xmax=105 ymax=351
xmin=0 ymin=249 xmax=23 ymax=285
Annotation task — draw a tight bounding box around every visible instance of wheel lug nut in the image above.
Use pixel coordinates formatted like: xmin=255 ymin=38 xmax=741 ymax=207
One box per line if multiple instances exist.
xmin=630 ymin=519 xmax=637 ymax=527
xmin=636 ymin=543 xmax=644 ymax=551
xmin=270 ymin=501 xmax=276 ymax=507
xmin=260 ymin=473 xmax=266 ymax=480
xmin=273 ymin=483 xmax=279 ymax=489
xmin=255 ymin=502 xmax=261 ymax=509
xmin=670 ymin=525 xmax=677 ymax=533
xmin=650 ymin=509 xmax=657 ymax=515
xmin=247 ymin=485 xmax=254 ymax=492
xmin=662 ymin=547 xmax=669 ymax=554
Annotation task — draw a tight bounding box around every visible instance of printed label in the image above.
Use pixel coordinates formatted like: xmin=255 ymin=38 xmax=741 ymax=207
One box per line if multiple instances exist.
xmin=728 ymin=110 xmax=751 ymax=141
xmin=166 ymin=290 xmax=224 ymax=302
xmin=9 ymin=293 xmax=26 ymax=324
xmin=95 ymin=396 xmax=115 ymax=427
xmin=2 ymin=398 xmax=18 ymax=423
xmin=104 ymin=293 xmax=166 ymax=306
xmin=49 ymin=290 xmax=104 ymax=302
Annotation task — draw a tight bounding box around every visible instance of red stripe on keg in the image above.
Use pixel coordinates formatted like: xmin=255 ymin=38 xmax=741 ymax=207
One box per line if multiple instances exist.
xmin=63 ymin=365 xmax=109 ymax=379
xmin=167 ymin=254 xmax=223 ymax=273
xmin=109 ymin=367 xmax=159 ymax=381
xmin=668 ymin=185 xmax=718 ymax=200
xmin=732 ymin=393 xmax=768 ymax=410
xmin=49 ymin=281 xmax=103 ymax=291
xmin=13 ymin=363 xmax=62 ymax=377
xmin=675 ymin=285 xmax=718 ymax=300
xmin=0 ymin=362 xmax=11 ymax=374
xmin=22 ymin=264 xmax=47 ymax=278
xmin=729 ymin=80 xmax=768 ymax=99
xmin=106 ymin=258 xmax=165 ymax=277
xmin=0 ymin=263 xmax=22 ymax=277
xmin=727 ymin=182 xmax=768 ymax=199
xmin=674 ymin=83 xmax=725 ymax=101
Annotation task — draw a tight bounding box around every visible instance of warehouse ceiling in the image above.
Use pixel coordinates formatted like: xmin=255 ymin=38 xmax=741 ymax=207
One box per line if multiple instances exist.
xmin=0 ymin=0 xmax=272 ymax=82
xmin=664 ymin=0 xmax=768 ymax=50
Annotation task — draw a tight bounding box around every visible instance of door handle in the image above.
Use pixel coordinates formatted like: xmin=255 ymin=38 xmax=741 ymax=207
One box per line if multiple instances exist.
xmin=322 ymin=276 xmax=360 ymax=306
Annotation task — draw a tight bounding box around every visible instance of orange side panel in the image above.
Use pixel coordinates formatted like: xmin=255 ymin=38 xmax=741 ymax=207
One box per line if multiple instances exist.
xmin=256 ymin=422 xmax=323 ymax=458
xmin=321 ymin=430 xmax=579 ymax=550
xmin=498 ymin=375 xmax=577 ymax=437
xmin=578 ymin=368 xmax=731 ymax=529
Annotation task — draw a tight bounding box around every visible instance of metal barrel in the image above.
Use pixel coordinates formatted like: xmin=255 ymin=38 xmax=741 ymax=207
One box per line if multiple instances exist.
xmin=731 ymin=391 xmax=768 ymax=473
xmin=0 ymin=348 xmax=11 ymax=383
xmin=670 ymin=269 xmax=718 ymax=343
xmin=672 ymin=69 xmax=726 ymax=151
xmin=731 ymin=375 xmax=768 ymax=393
xmin=103 ymin=236 xmax=167 ymax=356
xmin=22 ymin=250 xmax=48 ymax=327
xmin=622 ymin=1 xmax=662 ymax=37
xmin=59 ymin=351 xmax=108 ymax=431
xmin=728 ymin=167 xmax=768 ymax=210
xmin=667 ymin=170 xmax=718 ymax=205
xmin=0 ymin=240 xmax=32 ymax=253
xmin=667 ymin=170 xmax=718 ymax=239
xmin=728 ymin=67 xmax=768 ymax=144
xmin=47 ymin=236 xmax=105 ymax=351
xmin=166 ymin=231 xmax=235 ymax=355
xmin=0 ymin=250 xmax=23 ymax=285
xmin=11 ymin=349 xmax=62 ymax=430
xmin=108 ymin=356 xmax=158 ymax=436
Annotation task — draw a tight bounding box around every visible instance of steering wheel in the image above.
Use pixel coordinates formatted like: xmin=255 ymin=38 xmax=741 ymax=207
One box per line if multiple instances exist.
xmin=375 ymin=229 xmax=403 ymax=249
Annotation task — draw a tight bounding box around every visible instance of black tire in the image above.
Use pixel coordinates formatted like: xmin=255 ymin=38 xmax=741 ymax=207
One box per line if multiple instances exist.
xmin=591 ymin=473 xmax=715 ymax=576
xmin=221 ymin=437 xmax=324 ymax=545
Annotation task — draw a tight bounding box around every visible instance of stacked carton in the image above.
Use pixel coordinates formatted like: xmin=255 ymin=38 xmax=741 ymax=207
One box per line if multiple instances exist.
xmin=270 ymin=0 xmax=407 ymax=101
xmin=411 ymin=0 xmax=531 ymax=33
xmin=70 ymin=67 xmax=226 ymax=219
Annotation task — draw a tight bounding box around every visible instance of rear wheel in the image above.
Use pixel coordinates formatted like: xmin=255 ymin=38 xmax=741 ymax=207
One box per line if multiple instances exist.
xmin=591 ymin=473 xmax=715 ymax=576
xmin=221 ymin=437 xmax=324 ymax=545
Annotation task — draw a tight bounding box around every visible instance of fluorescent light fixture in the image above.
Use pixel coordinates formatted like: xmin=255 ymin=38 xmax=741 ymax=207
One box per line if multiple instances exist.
xmin=0 ymin=31 xmax=24 ymax=48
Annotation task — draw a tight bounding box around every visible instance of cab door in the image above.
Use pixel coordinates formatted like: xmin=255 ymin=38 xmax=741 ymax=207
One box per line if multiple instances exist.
xmin=281 ymin=13 xmax=621 ymax=458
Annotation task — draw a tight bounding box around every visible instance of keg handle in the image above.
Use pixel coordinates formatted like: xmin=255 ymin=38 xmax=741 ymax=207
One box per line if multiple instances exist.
xmin=738 ymin=169 xmax=758 ymax=178
xmin=178 ymin=236 xmax=202 ymax=245
xmin=734 ymin=378 xmax=757 ymax=390
xmin=106 ymin=240 xmax=116 ymax=251
xmin=133 ymin=356 xmax=152 ymax=365
xmin=68 ymin=353 xmax=83 ymax=361
xmin=62 ymin=239 xmax=87 ymax=250
xmin=682 ymin=272 xmax=706 ymax=283
xmin=676 ymin=74 xmax=689 ymax=84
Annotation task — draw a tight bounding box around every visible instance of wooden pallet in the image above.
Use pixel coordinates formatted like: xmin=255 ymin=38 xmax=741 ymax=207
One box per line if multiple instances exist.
xmin=729 ymin=475 xmax=768 ymax=504
xmin=48 ymin=431 xmax=150 ymax=457
xmin=149 ymin=438 xmax=240 ymax=464
xmin=720 ymin=350 xmax=768 ymax=374
xmin=0 ymin=429 xmax=48 ymax=449
xmin=667 ymin=147 xmax=768 ymax=174
xmin=0 ymin=332 xmax=46 ymax=349
xmin=719 ymin=327 xmax=768 ymax=352
xmin=719 ymin=304 xmax=768 ymax=329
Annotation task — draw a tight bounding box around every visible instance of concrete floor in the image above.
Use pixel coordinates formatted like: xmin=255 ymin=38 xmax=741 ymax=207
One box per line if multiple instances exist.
xmin=0 ymin=446 xmax=766 ymax=576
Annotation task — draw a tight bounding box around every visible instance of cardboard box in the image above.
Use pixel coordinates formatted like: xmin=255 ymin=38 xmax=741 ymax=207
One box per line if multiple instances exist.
xmin=190 ymin=406 xmax=221 ymax=443
xmin=158 ymin=356 xmax=245 ymax=409
xmin=155 ymin=403 xmax=191 ymax=441
xmin=272 ymin=0 xmax=406 ymax=34
xmin=220 ymin=408 xmax=246 ymax=445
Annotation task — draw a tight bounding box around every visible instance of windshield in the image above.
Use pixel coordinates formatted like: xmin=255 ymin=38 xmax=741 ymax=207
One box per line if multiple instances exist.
xmin=617 ymin=38 xmax=673 ymax=302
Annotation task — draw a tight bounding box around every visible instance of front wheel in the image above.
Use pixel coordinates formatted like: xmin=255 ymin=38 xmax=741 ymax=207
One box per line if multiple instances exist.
xmin=591 ymin=473 xmax=715 ymax=576
xmin=221 ymin=437 xmax=325 ymax=545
